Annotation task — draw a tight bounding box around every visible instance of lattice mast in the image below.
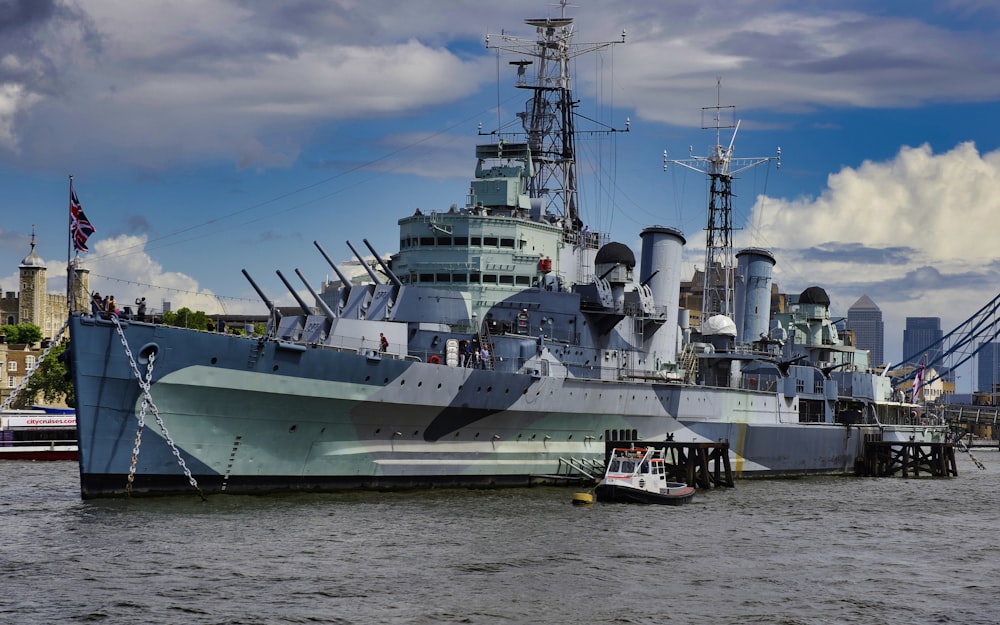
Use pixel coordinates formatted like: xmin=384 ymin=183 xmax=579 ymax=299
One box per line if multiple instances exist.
xmin=486 ymin=0 xmax=625 ymax=236
xmin=664 ymin=80 xmax=780 ymax=324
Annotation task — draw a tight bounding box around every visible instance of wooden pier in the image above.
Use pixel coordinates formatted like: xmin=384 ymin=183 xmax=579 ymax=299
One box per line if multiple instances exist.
xmin=605 ymin=440 xmax=734 ymax=488
xmin=858 ymin=441 xmax=957 ymax=478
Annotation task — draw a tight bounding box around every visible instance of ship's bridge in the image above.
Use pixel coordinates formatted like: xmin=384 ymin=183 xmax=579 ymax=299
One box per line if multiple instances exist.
xmin=392 ymin=209 xmax=564 ymax=293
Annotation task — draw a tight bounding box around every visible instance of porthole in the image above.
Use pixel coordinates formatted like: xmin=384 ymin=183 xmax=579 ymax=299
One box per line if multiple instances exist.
xmin=210 ymin=357 xmax=218 ymax=364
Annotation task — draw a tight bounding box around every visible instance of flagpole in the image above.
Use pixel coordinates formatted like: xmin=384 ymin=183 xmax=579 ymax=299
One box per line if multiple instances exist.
xmin=67 ymin=174 xmax=75 ymax=313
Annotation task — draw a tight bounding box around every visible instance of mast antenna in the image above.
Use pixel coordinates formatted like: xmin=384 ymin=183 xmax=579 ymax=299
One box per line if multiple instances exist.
xmin=485 ymin=2 xmax=626 ymax=235
xmin=664 ymin=79 xmax=781 ymax=327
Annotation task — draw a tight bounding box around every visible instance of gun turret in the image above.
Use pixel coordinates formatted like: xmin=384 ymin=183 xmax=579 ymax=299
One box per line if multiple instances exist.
xmin=821 ymin=361 xmax=850 ymax=378
xmin=777 ymin=354 xmax=808 ymax=377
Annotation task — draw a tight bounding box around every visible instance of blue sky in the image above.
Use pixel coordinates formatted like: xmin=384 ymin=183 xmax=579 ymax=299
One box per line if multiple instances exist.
xmin=2 ymin=0 xmax=1000 ymax=390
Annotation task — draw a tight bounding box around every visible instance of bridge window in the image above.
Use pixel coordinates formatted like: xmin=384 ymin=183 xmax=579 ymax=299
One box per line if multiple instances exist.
xmin=454 ymin=236 xmax=468 ymax=246
xmin=483 ymin=236 xmax=498 ymax=246
xmin=515 ymin=276 xmax=530 ymax=286
xmin=420 ymin=237 xmax=434 ymax=246
xmin=436 ymin=236 xmax=452 ymax=246
xmin=469 ymin=273 xmax=481 ymax=283
xmin=471 ymin=236 xmax=482 ymax=246
xmin=419 ymin=273 xmax=433 ymax=283
xmin=499 ymin=275 xmax=514 ymax=285
xmin=483 ymin=274 xmax=498 ymax=284
xmin=452 ymin=274 xmax=467 ymax=283
xmin=500 ymin=238 xmax=515 ymax=248
xmin=436 ymin=273 xmax=451 ymax=283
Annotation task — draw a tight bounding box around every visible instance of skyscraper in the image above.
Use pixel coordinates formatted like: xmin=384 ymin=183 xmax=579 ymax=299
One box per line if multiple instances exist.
xmin=846 ymin=294 xmax=884 ymax=367
xmin=977 ymin=342 xmax=1000 ymax=394
xmin=903 ymin=317 xmax=943 ymax=367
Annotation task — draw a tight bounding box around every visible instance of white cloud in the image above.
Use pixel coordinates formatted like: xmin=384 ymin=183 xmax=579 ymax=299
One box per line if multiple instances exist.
xmin=80 ymin=234 xmax=259 ymax=316
xmin=742 ymin=141 xmax=1000 ymax=362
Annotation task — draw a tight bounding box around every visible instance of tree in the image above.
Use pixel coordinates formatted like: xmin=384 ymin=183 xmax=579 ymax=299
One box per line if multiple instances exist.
xmin=160 ymin=307 xmax=211 ymax=330
xmin=15 ymin=341 xmax=74 ymax=408
xmin=0 ymin=323 xmax=43 ymax=345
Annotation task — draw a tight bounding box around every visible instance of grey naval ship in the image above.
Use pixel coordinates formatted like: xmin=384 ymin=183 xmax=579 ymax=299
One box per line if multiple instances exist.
xmin=68 ymin=5 xmax=946 ymax=497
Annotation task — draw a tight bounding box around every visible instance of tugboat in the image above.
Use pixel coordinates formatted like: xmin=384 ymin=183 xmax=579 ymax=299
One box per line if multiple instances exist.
xmin=594 ymin=446 xmax=696 ymax=505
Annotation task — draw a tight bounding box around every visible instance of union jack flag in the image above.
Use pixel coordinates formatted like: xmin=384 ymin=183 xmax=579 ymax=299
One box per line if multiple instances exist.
xmin=911 ymin=359 xmax=925 ymax=403
xmin=70 ymin=182 xmax=96 ymax=252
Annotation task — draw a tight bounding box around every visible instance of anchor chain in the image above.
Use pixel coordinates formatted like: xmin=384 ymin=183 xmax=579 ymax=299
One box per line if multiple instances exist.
xmin=112 ymin=315 xmax=206 ymax=499
xmin=0 ymin=319 xmax=69 ymax=411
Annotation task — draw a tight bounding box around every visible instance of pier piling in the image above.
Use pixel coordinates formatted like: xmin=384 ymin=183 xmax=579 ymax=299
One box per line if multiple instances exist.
xmin=858 ymin=441 xmax=957 ymax=478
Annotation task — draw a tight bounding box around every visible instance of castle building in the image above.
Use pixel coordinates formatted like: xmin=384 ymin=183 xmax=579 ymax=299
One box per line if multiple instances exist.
xmin=0 ymin=233 xmax=90 ymax=341
xmin=0 ymin=234 xmax=89 ymax=405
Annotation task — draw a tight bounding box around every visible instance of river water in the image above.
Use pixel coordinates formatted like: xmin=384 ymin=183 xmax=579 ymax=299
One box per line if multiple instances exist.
xmin=2 ymin=450 xmax=998 ymax=625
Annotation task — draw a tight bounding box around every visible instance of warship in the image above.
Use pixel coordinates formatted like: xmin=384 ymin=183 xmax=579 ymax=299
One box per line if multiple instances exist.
xmin=68 ymin=5 xmax=945 ymax=497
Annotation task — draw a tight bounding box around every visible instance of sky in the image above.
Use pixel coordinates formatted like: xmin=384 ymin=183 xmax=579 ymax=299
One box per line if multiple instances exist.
xmin=2 ymin=0 xmax=1000 ymax=391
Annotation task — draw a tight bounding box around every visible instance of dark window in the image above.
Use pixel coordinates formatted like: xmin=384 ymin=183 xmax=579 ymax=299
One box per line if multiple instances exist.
xmin=471 ymin=237 xmax=482 ymax=245
xmin=500 ymin=238 xmax=515 ymax=248
xmin=436 ymin=273 xmax=451 ymax=282
xmin=515 ymin=275 xmax=530 ymax=285
xmin=419 ymin=273 xmax=434 ymax=283
xmin=420 ymin=237 xmax=434 ymax=246
xmin=483 ymin=236 xmax=498 ymax=246
xmin=453 ymin=274 xmax=467 ymax=283
xmin=469 ymin=274 xmax=481 ymax=283
xmin=453 ymin=236 xmax=468 ymax=245
xmin=483 ymin=274 xmax=498 ymax=284
xmin=436 ymin=237 xmax=452 ymax=246
xmin=499 ymin=275 xmax=514 ymax=285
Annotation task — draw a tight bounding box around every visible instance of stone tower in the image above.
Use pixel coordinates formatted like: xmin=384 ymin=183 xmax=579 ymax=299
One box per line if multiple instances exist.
xmin=18 ymin=230 xmax=46 ymax=330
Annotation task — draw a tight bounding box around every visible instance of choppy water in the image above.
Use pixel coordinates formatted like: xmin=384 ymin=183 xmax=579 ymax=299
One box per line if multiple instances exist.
xmin=2 ymin=450 xmax=998 ymax=625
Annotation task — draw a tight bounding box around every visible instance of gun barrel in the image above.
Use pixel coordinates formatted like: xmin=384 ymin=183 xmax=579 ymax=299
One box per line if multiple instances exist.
xmin=363 ymin=238 xmax=403 ymax=288
xmin=275 ymin=270 xmax=313 ymax=315
xmin=242 ymin=269 xmax=275 ymax=313
xmin=346 ymin=240 xmax=382 ymax=284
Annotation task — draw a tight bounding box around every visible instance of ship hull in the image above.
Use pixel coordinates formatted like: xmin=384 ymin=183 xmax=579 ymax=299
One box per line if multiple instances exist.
xmin=69 ymin=315 xmax=942 ymax=498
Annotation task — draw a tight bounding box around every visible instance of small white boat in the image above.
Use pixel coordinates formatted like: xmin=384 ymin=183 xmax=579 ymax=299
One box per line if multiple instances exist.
xmin=595 ymin=446 xmax=695 ymax=505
